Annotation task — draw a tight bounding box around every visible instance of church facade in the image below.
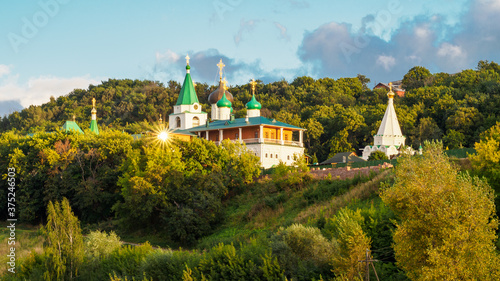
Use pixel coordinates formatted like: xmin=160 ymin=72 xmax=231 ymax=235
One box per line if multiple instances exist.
xmin=169 ymin=56 xmax=305 ymax=168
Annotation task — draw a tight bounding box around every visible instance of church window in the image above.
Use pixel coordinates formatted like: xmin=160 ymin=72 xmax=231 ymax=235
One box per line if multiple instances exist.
xmin=235 ymin=133 xmax=239 ymax=139
xmin=284 ymin=134 xmax=288 ymax=141
xmin=265 ymin=153 xmax=268 ymax=158
xmin=276 ymin=154 xmax=278 ymax=158
xmin=265 ymin=132 xmax=269 ymax=138
xmin=176 ymin=117 xmax=181 ymax=128
xmin=271 ymin=132 xmax=275 ymax=139
xmin=193 ymin=117 xmax=200 ymax=127
xmin=255 ymin=131 xmax=259 ymax=138
xmin=270 ymin=154 xmax=273 ymax=158
xmin=287 ymin=155 xmax=290 ymax=160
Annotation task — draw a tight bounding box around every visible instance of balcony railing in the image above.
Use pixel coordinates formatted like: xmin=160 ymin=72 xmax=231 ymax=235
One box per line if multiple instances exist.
xmin=213 ymin=138 xmax=302 ymax=147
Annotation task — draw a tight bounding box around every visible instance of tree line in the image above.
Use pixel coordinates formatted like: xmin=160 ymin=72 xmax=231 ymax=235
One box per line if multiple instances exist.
xmin=1 ymin=60 xmax=500 ymax=162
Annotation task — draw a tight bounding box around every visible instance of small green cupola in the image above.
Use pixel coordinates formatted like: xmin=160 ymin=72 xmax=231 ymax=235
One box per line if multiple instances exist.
xmin=246 ymin=79 xmax=261 ymax=117
xmin=217 ymin=92 xmax=232 ymax=108
xmin=246 ymin=94 xmax=261 ymax=110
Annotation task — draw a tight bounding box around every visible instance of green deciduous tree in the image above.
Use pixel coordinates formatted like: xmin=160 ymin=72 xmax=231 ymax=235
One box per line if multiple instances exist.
xmin=44 ymin=198 xmax=84 ymax=280
xmin=402 ymin=66 xmax=432 ymax=90
xmin=325 ymin=208 xmax=371 ymax=281
xmin=368 ymin=151 xmax=388 ymax=161
xmin=381 ymin=142 xmax=500 ymax=280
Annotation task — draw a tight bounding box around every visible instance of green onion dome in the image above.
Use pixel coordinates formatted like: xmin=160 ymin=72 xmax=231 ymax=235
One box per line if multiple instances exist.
xmin=246 ymin=94 xmax=261 ymax=110
xmin=217 ymin=92 xmax=232 ymax=108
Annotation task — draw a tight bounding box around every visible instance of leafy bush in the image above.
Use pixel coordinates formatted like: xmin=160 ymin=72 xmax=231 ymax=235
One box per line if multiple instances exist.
xmin=140 ymin=250 xmax=201 ymax=281
xmin=195 ymin=243 xmax=259 ymax=280
xmin=271 ymin=224 xmax=336 ymax=280
xmin=79 ymin=243 xmax=153 ymax=281
xmin=85 ymin=230 xmax=122 ymax=260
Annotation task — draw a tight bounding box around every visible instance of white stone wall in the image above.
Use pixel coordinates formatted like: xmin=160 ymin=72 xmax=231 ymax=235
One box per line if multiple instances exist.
xmin=247 ymin=143 xmax=305 ymax=169
xmin=169 ymin=112 xmax=207 ymax=130
xmin=211 ymin=104 xmax=219 ymax=120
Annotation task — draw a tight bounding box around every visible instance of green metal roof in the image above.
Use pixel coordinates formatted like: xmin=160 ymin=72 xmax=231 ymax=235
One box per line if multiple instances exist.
xmin=90 ymin=120 xmax=99 ymax=134
xmin=171 ymin=129 xmax=197 ymax=136
xmin=175 ymin=66 xmax=199 ymax=105
xmin=188 ymin=116 xmax=304 ymax=132
xmin=62 ymin=121 xmax=84 ymax=134
xmin=246 ymin=94 xmax=261 ymax=110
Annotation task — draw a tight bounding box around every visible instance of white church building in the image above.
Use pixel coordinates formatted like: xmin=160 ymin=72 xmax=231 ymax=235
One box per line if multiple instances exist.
xmin=169 ymin=56 xmax=305 ymax=169
xmin=362 ymin=83 xmax=406 ymax=160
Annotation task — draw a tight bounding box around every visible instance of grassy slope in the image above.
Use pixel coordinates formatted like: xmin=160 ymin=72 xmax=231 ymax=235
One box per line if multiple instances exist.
xmin=197 ymin=169 xmax=392 ymax=249
xmin=0 ymin=223 xmax=44 ymax=275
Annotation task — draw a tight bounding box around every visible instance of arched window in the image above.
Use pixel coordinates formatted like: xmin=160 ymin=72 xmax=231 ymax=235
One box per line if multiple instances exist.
xmin=265 ymin=153 xmax=268 ymax=158
xmin=270 ymin=154 xmax=273 ymax=158
xmin=192 ymin=116 xmax=200 ymax=127
xmin=176 ymin=117 xmax=181 ymax=128
xmin=287 ymin=155 xmax=290 ymax=160
xmin=276 ymin=154 xmax=278 ymax=158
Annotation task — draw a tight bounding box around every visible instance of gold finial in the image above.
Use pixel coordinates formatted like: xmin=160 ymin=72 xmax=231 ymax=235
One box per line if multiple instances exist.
xmin=159 ymin=114 xmax=163 ymax=124
xmin=217 ymin=59 xmax=225 ymax=81
xmin=223 ymin=78 xmax=228 ymax=91
xmin=250 ymin=79 xmax=257 ymax=95
xmin=387 ymin=82 xmax=395 ymax=98
xmin=72 ymin=115 xmax=76 ymax=122
xmin=185 ymin=55 xmax=190 ymax=65
xmin=92 ymin=98 xmax=96 ymax=108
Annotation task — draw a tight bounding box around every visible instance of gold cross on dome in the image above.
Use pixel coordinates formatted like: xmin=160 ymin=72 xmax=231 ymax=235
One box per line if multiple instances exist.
xmin=223 ymin=78 xmax=228 ymax=90
xmin=250 ymin=79 xmax=257 ymax=94
xmin=389 ymin=82 xmax=392 ymax=91
xmin=217 ymin=59 xmax=225 ymax=80
xmin=185 ymin=55 xmax=190 ymax=65
xmin=92 ymin=98 xmax=96 ymax=108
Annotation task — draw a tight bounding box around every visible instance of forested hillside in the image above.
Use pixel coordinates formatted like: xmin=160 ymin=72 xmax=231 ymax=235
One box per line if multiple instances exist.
xmin=2 ymin=60 xmax=500 ymax=162
xmin=1 ymin=61 xmax=500 ymax=280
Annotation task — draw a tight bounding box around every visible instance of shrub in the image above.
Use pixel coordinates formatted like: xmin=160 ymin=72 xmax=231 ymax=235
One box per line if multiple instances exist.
xmin=79 ymin=243 xmax=153 ymax=281
xmin=85 ymin=230 xmax=122 ymax=260
xmin=140 ymin=250 xmax=201 ymax=281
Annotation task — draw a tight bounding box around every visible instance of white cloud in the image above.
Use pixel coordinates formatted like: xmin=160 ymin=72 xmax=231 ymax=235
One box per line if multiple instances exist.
xmin=0 ymin=74 xmax=99 ymax=108
xmin=0 ymin=65 xmax=11 ymax=78
xmin=376 ymin=55 xmax=396 ymax=71
xmin=437 ymin=43 xmax=465 ymax=59
xmin=155 ymin=49 xmax=180 ymax=64
xmin=479 ymin=0 xmax=500 ymax=11
xmin=298 ymin=0 xmax=500 ymax=83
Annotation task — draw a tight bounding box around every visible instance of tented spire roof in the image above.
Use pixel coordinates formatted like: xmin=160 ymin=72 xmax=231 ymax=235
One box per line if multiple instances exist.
xmin=376 ymin=84 xmax=403 ymax=137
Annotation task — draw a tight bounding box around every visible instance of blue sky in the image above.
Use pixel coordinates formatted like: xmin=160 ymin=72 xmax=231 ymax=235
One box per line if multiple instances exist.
xmin=1 ymin=0 xmax=499 ymax=116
